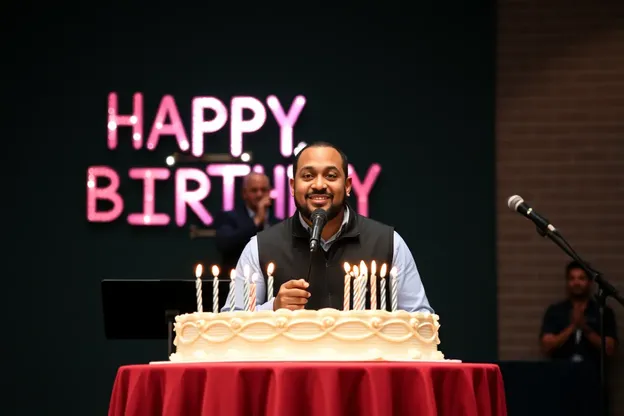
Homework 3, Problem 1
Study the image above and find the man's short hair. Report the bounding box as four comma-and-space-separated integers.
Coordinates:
565, 260, 589, 278
292, 141, 349, 177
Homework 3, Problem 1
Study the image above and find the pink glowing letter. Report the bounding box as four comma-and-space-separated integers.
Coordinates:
87, 166, 124, 222
230, 97, 267, 157
107, 92, 143, 150
191, 97, 228, 157
272, 165, 287, 219
175, 168, 212, 226
127, 168, 171, 226
206, 164, 251, 211
146, 95, 190, 152
348, 163, 382, 217
266, 95, 306, 157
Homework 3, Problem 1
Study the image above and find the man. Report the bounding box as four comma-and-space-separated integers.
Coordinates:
215, 172, 274, 273
540, 260, 618, 362
539, 261, 618, 415
223, 141, 433, 313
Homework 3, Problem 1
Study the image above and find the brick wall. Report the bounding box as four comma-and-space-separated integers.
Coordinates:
496, 0, 624, 412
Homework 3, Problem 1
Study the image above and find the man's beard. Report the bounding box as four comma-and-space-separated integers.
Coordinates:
295, 192, 345, 222
569, 288, 590, 300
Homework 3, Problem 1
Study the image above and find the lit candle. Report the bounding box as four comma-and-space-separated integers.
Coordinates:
370, 260, 377, 310
380, 263, 387, 311
352, 264, 359, 309
243, 265, 250, 312
359, 260, 368, 310
390, 266, 398, 312
267, 262, 275, 302
343, 262, 351, 311
228, 269, 236, 312
211, 265, 220, 313
195, 264, 203, 313
249, 273, 258, 311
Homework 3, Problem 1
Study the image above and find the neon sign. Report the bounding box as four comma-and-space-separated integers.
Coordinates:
87, 93, 382, 226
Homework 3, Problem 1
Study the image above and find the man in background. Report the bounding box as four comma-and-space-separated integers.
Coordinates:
215, 172, 275, 273
540, 260, 618, 415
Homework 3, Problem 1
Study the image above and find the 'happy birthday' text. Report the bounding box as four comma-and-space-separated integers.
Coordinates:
87, 93, 382, 226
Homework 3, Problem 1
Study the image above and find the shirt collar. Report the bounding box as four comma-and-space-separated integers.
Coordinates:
298, 205, 350, 244
246, 206, 255, 218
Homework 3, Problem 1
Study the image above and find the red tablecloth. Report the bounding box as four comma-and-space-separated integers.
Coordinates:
109, 361, 507, 416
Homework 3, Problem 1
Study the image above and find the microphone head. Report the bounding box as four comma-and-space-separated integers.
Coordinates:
311, 208, 328, 222
507, 195, 524, 211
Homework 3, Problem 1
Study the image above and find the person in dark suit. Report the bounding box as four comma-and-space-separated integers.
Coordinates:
215, 172, 275, 272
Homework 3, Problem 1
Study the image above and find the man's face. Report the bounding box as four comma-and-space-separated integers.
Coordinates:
290, 146, 352, 221
242, 174, 270, 211
567, 268, 591, 298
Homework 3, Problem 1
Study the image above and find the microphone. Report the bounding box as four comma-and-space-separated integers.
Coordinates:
507, 195, 558, 235
309, 209, 328, 252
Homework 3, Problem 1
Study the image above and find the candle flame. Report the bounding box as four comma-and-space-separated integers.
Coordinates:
343, 262, 350, 273
359, 260, 366, 273
230, 269, 236, 280
195, 264, 203, 278
353, 265, 359, 277
267, 262, 275, 275
243, 264, 250, 278
251, 272, 258, 283
371, 260, 377, 276
390, 266, 398, 278
211, 265, 220, 277
380, 263, 387, 278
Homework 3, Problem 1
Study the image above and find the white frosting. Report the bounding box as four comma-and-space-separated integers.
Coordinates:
170, 308, 445, 362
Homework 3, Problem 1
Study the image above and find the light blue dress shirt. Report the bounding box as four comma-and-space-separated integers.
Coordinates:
222, 207, 433, 313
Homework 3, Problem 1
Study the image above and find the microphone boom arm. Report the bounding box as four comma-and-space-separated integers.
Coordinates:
541, 228, 623, 306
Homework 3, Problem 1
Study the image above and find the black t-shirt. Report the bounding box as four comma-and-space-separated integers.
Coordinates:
540, 299, 618, 367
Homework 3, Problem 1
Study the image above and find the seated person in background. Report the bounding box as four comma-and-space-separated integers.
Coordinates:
222, 141, 433, 313
539, 260, 618, 416
215, 172, 275, 273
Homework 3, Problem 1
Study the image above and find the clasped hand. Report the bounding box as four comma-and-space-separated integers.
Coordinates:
273, 279, 311, 311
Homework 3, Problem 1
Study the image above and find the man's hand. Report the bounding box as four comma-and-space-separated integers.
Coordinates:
254, 196, 272, 226
541, 303, 588, 356
274, 279, 310, 311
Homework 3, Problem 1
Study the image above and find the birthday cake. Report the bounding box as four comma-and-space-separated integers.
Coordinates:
169, 308, 444, 362
168, 261, 446, 362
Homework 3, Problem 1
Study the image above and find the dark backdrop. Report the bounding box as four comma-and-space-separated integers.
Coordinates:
8, 4, 495, 415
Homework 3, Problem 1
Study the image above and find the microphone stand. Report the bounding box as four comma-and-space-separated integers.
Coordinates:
535, 226, 624, 416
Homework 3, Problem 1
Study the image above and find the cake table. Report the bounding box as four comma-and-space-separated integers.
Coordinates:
108, 361, 507, 416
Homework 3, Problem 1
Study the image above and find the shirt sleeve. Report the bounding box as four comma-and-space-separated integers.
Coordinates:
539, 304, 561, 337
221, 236, 275, 312
392, 231, 434, 314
